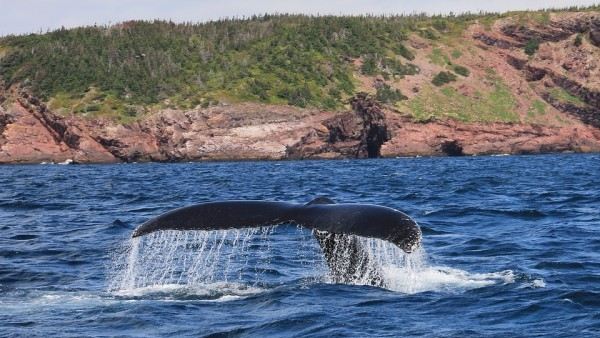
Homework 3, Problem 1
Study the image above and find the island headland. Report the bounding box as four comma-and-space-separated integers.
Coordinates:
1, 8, 600, 163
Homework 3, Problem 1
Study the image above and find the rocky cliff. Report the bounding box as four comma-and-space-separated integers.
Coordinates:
1, 88, 599, 164
1, 10, 600, 163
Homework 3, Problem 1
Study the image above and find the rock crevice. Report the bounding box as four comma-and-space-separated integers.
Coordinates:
287, 93, 391, 159
18, 92, 81, 149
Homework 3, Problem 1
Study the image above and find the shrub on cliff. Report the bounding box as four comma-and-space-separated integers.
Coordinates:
277, 85, 313, 108
394, 44, 415, 60
453, 65, 470, 77
574, 33, 583, 47
524, 38, 540, 56
381, 58, 419, 77
361, 55, 379, 75
375, 84, 407, 104
432, 71, 457, 86
361, 54, 419, 78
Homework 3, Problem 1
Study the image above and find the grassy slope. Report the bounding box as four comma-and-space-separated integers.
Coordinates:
0, 6, 598, 123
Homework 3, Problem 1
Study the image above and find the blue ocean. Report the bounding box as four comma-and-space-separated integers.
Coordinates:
1, 154, 599, 337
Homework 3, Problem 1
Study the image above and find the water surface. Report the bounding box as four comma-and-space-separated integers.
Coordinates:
1, 154, 599, 337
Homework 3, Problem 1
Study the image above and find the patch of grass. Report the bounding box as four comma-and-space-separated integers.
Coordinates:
453, 65, 470, 77
48, 92, 76, 114
486, 82, 519, 122
0, 46, 8, 60
527, 100, 547, 117
428, 48, 451, 66
404, 77, 519, 123
548, 87, 586, 106
451, 49, 462, 59
480, 16, 497, 32
533, 12, 551, 25
48, 87, 138, 121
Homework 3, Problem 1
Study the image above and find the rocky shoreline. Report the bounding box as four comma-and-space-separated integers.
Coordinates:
1, 90, 599, 165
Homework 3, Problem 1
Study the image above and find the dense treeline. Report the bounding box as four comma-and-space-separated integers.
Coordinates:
0, 6, 597, 114
0, 14, 474, 111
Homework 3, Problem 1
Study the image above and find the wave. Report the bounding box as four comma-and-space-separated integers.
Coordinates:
560, 291, 600, 306
0, 290, 115, 312
112, 282, 266, 302
422, 206, 547, 219
382, 266, 514, 294
1, 283, 266, 312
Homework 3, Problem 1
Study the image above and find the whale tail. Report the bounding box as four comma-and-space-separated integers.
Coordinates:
131, 200, 295, 238
132, 198, 420, 253
131, 198, 420, 287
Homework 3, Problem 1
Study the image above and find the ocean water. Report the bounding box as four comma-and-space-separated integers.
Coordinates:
1, 154, 599, 337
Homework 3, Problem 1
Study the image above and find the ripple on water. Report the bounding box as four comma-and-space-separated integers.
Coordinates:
560, 291, 600, 307
9, 234, 38, 240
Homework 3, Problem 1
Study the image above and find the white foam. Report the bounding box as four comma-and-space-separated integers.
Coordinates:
340, 238, 514, 294
519, 278, 546, 289
0, 291, 114, 312
1, 282, 265, 313
532, 279, 546, 288
383, 266, 514, 294
112, 281, 265, 301
58, 159, 74, 165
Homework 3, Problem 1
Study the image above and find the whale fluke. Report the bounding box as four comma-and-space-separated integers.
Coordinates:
132, 199, 421, 253
131, 199, 421, 286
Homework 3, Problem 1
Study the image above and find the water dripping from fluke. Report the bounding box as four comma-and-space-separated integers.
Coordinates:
107, 226, 514, 297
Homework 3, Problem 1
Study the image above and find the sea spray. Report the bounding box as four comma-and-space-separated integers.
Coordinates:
108, 226, 513, 295
108, 226, 328, 293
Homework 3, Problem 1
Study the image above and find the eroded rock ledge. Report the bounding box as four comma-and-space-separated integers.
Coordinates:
1, 90, 600, 164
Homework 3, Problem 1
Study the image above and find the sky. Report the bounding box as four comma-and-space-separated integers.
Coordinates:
0, 0, 598, 36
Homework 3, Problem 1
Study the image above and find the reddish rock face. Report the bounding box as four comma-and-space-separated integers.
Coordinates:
381, 114, 600, 157
0, 101, 117, 164
0, 91, 330, 163
1, 89, 600, 164
3, 59, 600, 167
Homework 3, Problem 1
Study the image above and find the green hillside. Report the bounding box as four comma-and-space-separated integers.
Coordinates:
0, 6, 598, 121
0, 14, 480, 113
